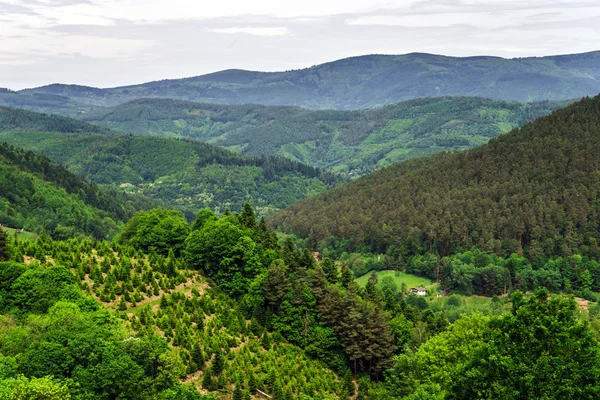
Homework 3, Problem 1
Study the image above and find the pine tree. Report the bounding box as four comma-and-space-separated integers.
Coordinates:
233, 384, 244, 400
272, 379, 284, 399
202, 368, 213, 390
1, 228, 12, 261
340, 263, 354, 289
118, 296, 127, 311
191, 343, 205, 370
262, 260, 291, 308
239, 203, 256, 230
343, 370, 355, 396
321, 257, 338, 284
165, 248, 177, 277
364, 270, 380, 303
212, 351, 225, 375
248, 373, 257, 394
261, 332, 272, 350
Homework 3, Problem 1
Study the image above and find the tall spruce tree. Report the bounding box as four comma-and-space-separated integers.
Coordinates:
0, 228, 9, 261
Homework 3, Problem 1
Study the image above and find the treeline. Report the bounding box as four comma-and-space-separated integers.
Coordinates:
391, 248, 600, 299
272, 95, 600, 259
0, 106, 108, 133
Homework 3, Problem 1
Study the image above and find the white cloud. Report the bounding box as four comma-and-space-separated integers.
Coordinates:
206, 26, 290, 36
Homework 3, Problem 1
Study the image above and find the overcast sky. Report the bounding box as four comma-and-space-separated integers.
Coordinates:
1, 0, 599, 90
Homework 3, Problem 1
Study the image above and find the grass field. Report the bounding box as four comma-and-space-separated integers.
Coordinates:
355, 270, 434, 289
1, 226, 38, 241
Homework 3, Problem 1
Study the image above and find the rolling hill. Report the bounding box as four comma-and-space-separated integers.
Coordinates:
77, 97, 569, 174
15, 51, 600, 109
0, 107, 343, 218
270, 95, 600, 259
0, 141, 142, 239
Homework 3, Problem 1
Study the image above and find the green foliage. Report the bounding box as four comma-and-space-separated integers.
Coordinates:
387, 290, 600, 399
0, 142, 139, 239
0, 375, 71, 400
118, 208, 190, 256
0, 228, 9, 261
0, 106, 107, 134
0, 130, 341, 218
71, 97, 568, 176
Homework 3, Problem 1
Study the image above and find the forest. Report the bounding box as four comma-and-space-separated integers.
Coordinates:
0, 141, 152, 239
0, 106, 343, 220
77, 97, 567, 175
1, 202, 600, 399
271, 95, 600, 259
2, 64, 600, 400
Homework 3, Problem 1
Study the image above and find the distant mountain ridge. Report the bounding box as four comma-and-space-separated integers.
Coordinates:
14, 51, 600, 109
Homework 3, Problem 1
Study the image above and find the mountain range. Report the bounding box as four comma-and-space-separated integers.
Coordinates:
3, 51, 600, 111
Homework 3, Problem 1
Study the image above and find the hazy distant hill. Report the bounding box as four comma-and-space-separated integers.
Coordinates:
16, 51, 600, 109
78, 97, 570, 174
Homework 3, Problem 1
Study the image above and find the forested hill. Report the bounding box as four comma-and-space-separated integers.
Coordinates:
17, 51, 600, 109
0, 106, 106, 133
271, 95, 600, 259
0, 126, 343, 219
77, 97, 568, 174
0, 142, 141, 239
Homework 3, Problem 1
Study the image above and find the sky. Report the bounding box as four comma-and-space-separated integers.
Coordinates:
1, 0, 599, 89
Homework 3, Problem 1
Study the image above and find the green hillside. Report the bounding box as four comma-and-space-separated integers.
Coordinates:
78, 97, 568, 174
271, 95, 600, 259
0, 105, 105, 133
0, 142, 139, 239
0, 108, 343, 218
16, 51, 600, 109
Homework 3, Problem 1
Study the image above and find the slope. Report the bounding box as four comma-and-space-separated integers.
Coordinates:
78, 97, 569, 174
0, 107, 343, 218
18, 51, 600, 109
0, 142, 138, 239
0, 105, 109, 133
270, 95, 600, 259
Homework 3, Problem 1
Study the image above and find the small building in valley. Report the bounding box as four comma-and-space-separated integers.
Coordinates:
410, 287, 427, 296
